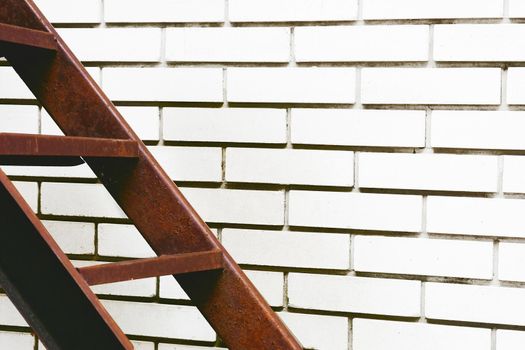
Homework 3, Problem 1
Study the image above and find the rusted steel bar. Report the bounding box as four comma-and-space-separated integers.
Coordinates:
0, 22, 56, 51
0, 133, 139, 165
0, 169, 132, 350
1, 0, 302, 348
79, 250, 223, 286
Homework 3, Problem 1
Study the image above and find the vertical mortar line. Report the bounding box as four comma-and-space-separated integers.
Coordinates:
221, 147, 227, 188
283, 271, 289, 310
33, 335, 38, 350
500, 66, 508, 111
503, 0, 510, 23
353, 68, 362, 110
347, 317, 353, 350
421, 196, 428, 239
353, 152, 359, 192
427, 24, 435, 68
419, 281, 426, 323
94, 222, 99, 256
224, 0, 231, 27
160, 26, 167, 68
356, 0, 363, 23
424, 108, 432, 152
37, 106, 42, 134
157, 107, 163, 146
491, 328, 497, 350
286, 108, 292, 149
492, 239, 500, 286
99, 0, 106, 28
289, 27, 296, 66
497, 156, 504, 197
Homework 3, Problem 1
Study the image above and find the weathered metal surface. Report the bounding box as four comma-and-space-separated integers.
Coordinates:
0, 22, 56, 51
79, 250, 223, 286
0, 133, 138, 165
0, 0, 302, 348
0, 169, 132, 350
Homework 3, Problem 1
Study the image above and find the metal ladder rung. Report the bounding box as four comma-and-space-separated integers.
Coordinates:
78, 250, 223, 286
0, 133, 139, 166
0, 23, 56, 52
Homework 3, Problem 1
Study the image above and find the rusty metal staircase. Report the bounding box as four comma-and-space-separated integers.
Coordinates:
0, 1, 301, 349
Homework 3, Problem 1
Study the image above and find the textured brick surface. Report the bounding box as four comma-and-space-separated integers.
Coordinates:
2, 0, 524, 349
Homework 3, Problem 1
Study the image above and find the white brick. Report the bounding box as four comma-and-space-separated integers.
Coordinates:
362, 68, 501, 105
103, 68, 223, 103
295, 25, 428, 62
159, 345, 221, 350
42, 220, 94, 255
105, 0, 224, 23
425, 282, 525, 326
0, 105, 38, 133
149, 146, 222, 182
131, 341, 155, 350
163, 108, 287, 144
291, 109, 425, 147
510, 0, 525, 18
353, 318, 491, 350
504, 156, 525, 193
166, 28, 289, 62
13, 181, 38, 213
117, 107, 159, 141
289, 191, 422, 232
229, 0, 357, 22
0, 67, 34, 100
227, 68, 356, 104
507, 68, 525, 104
359, 152, 498, 192
3, 163, 95, 179
427, 196, 525, 238
245, 270, 284, 307
160, 276, 189, 300
226, 148, 354, 186
58, 28, 161, 62
354, 236, 493, 279
182, 188, 284, 225
222, 229, 350, 269
498, 243, 525, 282
41, 183, 126, 218
0, 331, 34, 350
98, 224, 155, 258
432, 111, 525, 150
363, 0, 503, 19
279, 312, 348, 350
497, 330, 525, 350
434, 24, 525, 62
288, 273, 420, 317
73, 260, 156, 298
34, 0, 100, 23
102, 300, 215, 341
0, 295, 27, 327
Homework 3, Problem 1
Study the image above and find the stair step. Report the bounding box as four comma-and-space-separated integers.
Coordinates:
78, 250, 223, 286
0, 133, 139, 166
0, 23, 56, 52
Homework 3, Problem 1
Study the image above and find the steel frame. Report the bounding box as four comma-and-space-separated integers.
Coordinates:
0, 0, 301, 349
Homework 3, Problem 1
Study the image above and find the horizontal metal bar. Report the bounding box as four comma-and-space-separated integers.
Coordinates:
0, 133, 138, 165
78, 250, 223, 286
0, 22, 56, 51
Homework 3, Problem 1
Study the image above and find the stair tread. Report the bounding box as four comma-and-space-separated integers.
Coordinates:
0, 23, 56, 52
0, 133, 139, 165
78, 250, 223, 286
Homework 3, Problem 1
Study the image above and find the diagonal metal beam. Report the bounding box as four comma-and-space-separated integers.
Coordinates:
1, 1, 301, 349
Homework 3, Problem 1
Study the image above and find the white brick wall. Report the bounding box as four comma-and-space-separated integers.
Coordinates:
3, 0, 525, 349
353, 318, 491, 350
361, 68, 501, 105
227, 68, 356, 104
166, 28, 290, 62
295, 25, 428, 62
